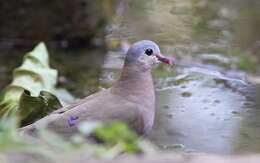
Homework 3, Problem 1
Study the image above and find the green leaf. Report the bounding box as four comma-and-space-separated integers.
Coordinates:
0, 42, 62, 122
7, 42, 57, 98
19, 90, 62, 126
94, 122, 140, 153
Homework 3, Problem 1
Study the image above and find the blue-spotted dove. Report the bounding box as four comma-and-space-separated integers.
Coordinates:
21, 40, 173, 137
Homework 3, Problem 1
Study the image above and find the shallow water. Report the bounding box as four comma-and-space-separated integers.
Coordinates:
101, 50, 260, 154
105, 0, 260, 154
150, 68, 260, 154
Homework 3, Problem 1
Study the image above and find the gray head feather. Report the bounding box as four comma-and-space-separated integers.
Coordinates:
126, 40, 161, 62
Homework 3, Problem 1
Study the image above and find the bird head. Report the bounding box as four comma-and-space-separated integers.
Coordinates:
126, 40, 173, 66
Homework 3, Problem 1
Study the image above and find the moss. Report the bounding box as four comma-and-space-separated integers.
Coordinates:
181, 92, 192, 97
166, 144, 184, 151
181, 85, 187, 88
166, 114, 173, 118
236, 55, 258, 72
231, 111, 240, 115
243, 102, 254, 108
193, 48, 228, 56
171, 78, 190, 86
163, 105, 170, 109
153, 64, 178, 79
194, 47, 260, 73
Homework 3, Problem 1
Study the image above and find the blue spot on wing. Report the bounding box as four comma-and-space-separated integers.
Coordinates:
68, 116, 79, 127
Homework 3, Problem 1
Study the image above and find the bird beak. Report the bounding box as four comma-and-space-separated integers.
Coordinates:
156, 54, 174, 65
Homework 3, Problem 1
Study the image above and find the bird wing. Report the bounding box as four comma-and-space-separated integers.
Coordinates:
20, 89, 145, 137
51, 90, 106, 114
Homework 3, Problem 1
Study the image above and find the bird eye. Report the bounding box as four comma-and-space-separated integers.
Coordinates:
145, 48, 153, 56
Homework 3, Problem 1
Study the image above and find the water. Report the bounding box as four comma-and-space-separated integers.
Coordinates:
150, 68, 260, 154
100, 50, 260, 154
103, 0, 260, 154
108, 0, 260, 74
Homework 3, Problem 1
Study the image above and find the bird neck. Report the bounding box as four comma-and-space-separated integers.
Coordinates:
111, 59, 155, 103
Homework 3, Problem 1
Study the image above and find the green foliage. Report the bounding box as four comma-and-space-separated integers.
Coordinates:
0, 117, 21, 149
78, 121, 157, 156
94, 122, 140, 153
0, 42, 63, 123
0, 116, 85, 158
5, 42, 57, 100
19, 90, 62, 125
0, 117, 157, 160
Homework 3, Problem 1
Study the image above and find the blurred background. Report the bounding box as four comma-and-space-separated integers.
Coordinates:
1, 0, 260, 155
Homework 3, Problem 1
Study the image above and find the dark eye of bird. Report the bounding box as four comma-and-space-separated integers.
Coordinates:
145, 48, 153, 56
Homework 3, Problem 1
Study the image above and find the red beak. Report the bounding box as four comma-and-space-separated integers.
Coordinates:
156, 55, 174, 65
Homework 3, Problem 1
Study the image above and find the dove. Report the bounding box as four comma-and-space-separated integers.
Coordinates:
21, 40, 173, 137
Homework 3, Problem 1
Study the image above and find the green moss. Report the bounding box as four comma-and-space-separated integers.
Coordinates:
166, 144, 184, 151
163, 105, 170, 109
236, 56, 258, 72
153, 64, 179, 79
231, 111, 240, 115
181, 85, 187, 88
194, 47, 260, 72
181, 92, 192, 97
166, 114, 173, 118
172, 78, 190, 86
193, 48, 228, 56
243, 102, 254, 108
